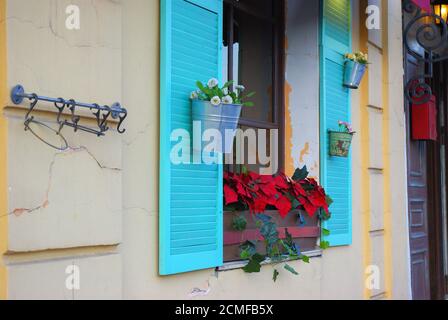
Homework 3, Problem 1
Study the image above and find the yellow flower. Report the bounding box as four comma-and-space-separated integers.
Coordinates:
345, 53, 355, 60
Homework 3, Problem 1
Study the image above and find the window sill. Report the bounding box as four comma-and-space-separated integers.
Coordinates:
216, 249, 323, 272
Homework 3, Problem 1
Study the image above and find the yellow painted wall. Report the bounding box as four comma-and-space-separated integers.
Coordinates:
381, 0, 393, 298
355, 0, 410, 299
358, 0, 373, 299
0, 0, 8, 300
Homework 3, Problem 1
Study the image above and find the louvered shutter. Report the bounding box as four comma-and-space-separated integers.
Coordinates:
320, 0, 352, 246
159, 0, 223, 275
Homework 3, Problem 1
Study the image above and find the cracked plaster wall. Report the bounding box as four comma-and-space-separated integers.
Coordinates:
3, 0, 410, 300
5, 0, 122, 299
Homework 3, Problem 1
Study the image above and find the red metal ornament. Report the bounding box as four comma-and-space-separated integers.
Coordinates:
411, 95, 437, 141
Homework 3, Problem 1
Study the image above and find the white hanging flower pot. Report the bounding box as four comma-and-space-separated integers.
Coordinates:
190, 78, 254, 154
219, 103, 242, 153
191, 100, 242, 153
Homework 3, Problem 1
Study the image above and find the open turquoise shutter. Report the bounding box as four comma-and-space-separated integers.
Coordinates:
320, 0, 352, 246
160, 0, 223, 275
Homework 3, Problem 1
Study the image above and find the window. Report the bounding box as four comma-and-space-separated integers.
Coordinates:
222, 0, 285, 175
159, 0, 352, 275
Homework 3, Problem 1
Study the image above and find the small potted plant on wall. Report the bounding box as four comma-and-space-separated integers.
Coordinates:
343, 51, 369, 89
329, 121, 355, 158
190, 78, 255, 153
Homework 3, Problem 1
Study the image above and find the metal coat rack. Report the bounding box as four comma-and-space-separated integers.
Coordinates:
10, 85, 127, 141
403, 0, 448, 104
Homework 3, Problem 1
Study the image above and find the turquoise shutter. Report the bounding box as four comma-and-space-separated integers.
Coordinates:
320, 0, 352, 246
159, 0, 223, 275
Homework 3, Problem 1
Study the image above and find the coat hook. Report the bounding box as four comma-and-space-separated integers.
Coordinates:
10, 84, 128, 138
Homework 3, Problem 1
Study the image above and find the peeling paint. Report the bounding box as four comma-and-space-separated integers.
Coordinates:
284, 81, 294, 177
299, 142, 310, 163
284, 1, 320, 179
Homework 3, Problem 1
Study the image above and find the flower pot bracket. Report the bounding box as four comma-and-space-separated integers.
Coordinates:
403, 0, 448, 105
11, 84, 128, 137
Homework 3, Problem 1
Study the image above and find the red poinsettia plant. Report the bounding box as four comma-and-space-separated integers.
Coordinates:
224, 166, 332, 221
224, 166, 333, 280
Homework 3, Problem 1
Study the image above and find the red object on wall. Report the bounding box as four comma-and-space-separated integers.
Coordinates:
412, 95, 438, 141
412, 0, 432, 13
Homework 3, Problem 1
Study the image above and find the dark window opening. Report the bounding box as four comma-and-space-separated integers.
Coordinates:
223, 0, 285, 175
222, 0, 318, 263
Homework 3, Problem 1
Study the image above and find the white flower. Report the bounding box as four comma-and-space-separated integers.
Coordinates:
190, 91, 198, 100
210, 96, 221, 106
235, 85, 245, 92
222, 95, 233, 104
222, 87, 229, 95
207, 78, 219, 89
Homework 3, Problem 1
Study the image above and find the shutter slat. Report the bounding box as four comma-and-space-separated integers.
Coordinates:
171, 237, 217, 248
171, 244, 217, 255
171, 222, 217, 232
320, 0, 352, 246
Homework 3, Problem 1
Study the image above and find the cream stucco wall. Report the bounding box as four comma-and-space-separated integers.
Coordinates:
4, 0, 123, 299
1, 0, 411, 300
284, 0, 320, 178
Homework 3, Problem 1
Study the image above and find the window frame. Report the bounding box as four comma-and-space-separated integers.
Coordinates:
221, 0, 319, 264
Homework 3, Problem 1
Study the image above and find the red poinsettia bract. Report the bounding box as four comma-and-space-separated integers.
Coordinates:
224, 168, 331, 220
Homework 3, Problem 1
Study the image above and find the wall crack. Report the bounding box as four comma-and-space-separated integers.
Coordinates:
2, 145, 121, 219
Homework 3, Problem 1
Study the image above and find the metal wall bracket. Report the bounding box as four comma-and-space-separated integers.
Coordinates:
403, 0, 448, 104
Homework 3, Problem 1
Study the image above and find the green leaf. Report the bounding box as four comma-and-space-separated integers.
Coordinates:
196, 81, 206, 92
291, 198, 300, 209
285, 228, 293, 245
243, 259, 261, 273
239, 240, 257, 260
240, 249, 251, 260
245, 91, 256, 98
292, 166, 309, 181
243, 253, 265, 273
283, 228, 298, 256
300, 255, 310, 263
284, 264, 299, 275
222, 80, 234, 88
273, 269, 279, 282
232, 215, 247, 231
260, 221, 279, 247
242, 102, 254, 107
280, 239, 298, 258
196, 80, 214, 98
253, 253, 265, 263
320, 240, 330, 250
322, 228, 331, 237
318, 209, 332, 221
